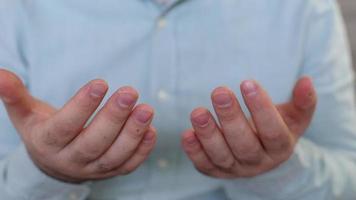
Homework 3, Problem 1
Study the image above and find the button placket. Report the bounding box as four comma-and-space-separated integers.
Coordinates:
157, 89, 171, 102
69, 192, 79, 200
149, 14, 177, 106
157, 158, 170, 169
157, 17, 167, 29
145, 12, 181, 191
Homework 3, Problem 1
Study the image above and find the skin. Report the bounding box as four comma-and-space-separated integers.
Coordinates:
182, 77, 317, 178
0, 69, 157, 182
0, 68, 317, 181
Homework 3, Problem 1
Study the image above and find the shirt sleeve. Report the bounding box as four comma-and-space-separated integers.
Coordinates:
223, 0, 356, 199
0, 2, 90, 199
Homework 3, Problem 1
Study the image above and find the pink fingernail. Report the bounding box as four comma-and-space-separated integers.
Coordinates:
143, 131, 155, 143
242, 80, 257, 96
135, 109, 153, 124
90, 83, 107, 98
116, 92, 136, 108
185, 136, 197, 145
213, 92, 232, 108
192, 111, 210, 127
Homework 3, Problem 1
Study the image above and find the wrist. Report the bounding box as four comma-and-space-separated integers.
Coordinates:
6, 144, 90, 199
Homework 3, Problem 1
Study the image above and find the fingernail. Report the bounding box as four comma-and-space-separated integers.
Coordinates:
135, 109, 153, 124
116, 92, 136, 108
192, 111, 210, 127
213, 92, 232, 108
185, 136, 197, 145
90, 83, 107, 98
242, 80, 257, 96
301, 90, 316, 109
143, 131, 155, 143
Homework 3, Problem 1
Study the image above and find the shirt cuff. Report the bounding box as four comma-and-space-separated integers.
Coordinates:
5, 144, 90, 200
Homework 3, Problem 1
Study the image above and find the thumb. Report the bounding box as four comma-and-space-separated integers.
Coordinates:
277, 76, 317, 136
0, 68, 37, 125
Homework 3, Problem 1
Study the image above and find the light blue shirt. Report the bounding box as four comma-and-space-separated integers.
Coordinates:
0, 0, 356, 199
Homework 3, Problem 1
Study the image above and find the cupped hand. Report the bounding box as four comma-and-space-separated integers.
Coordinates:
182, 77, 317, 178
0, 69, 156, 182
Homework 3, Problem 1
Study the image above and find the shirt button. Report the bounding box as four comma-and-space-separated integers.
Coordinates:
157, 89, 171, 102
69, 192, 79, 200
157, 17, 167, 29
157, 158, 169, 169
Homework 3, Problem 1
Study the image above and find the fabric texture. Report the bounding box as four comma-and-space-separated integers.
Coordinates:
0, 0, 355, 199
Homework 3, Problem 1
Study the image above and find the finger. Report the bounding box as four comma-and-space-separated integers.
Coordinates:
241, 80, 293, 156
0, 69, 38, 125
63, 86, 138, 162
44, 79, 108, 147
190, 108, 236, 169
182, 129, 219, 173
182, 130, 234, 179
101, 127, 157, 177
277, 76, 317, 136
89, 104, 154, 172
211, 87, 265, 165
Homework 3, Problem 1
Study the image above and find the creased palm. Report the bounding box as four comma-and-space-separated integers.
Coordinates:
182, 77, 317, 178
0, 69, 156, 182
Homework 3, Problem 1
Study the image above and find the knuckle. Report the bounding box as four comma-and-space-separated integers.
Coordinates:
96, 160, 117, 172
119, 166, 135, 175
274, 140, 293, 152
260, 131, 282, 142
234, 143, 254, 156
56, 162, 82, 177
127, 126, 146, 141
27, 146, 51, 164
59, 126, 76, 137
104, 109, 128, 125
215, 154, 235, 169
185, 144, 202, 155
284, 111, 303, 126
45, 122, 76, 145
76, 94, 98, 109
218, 110, 237, 122
234, 142, 262, 157
196, 125, 217, 140
43, 129, 63, 146
58, 121, 77, 133
142, 137, 156, 147
28, 139, 56, 161
196, 166, 216, 177
237, 153, 262, 165
122, 147, 137, 158
266, 135, 293, 153
71, 149, 95, 163
107, 106, 129, 123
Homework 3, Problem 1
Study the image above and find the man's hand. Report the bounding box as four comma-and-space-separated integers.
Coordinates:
0, 69, 156, 182
182, 77, 317, 178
